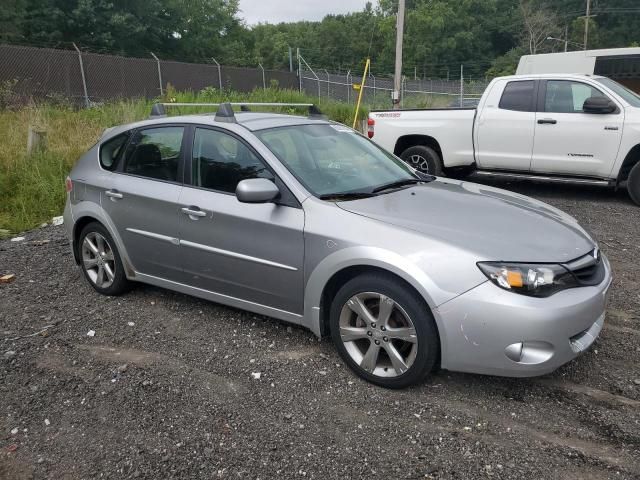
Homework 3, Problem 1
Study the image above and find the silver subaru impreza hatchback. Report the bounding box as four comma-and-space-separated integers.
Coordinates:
64, 102, 612, 388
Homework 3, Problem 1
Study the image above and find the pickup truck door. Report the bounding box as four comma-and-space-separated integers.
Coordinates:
531, 79, 623, 177
475, 79, 537, 171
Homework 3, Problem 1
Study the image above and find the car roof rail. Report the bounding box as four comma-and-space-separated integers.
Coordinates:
148, 102, 323, 121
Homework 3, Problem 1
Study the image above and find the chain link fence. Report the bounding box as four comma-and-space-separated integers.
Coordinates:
299, 55, 489, 110
0, 43, 490, 111
0, 44, 298, 105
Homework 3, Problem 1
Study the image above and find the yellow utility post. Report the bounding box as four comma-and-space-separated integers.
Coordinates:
352, 58, 371, 130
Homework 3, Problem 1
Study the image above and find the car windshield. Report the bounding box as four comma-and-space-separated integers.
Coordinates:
255, 124, 419, 198
594, 77, 640, 108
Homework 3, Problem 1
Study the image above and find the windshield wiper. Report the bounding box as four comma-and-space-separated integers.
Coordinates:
319, 191, 377, 201
371, 178, 423, 193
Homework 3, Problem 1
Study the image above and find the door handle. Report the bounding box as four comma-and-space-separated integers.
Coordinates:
181, 207, 207, 218
105, 189, 123, 199
537, 119, 557, 125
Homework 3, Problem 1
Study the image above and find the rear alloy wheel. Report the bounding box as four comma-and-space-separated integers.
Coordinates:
627, 161, 640, 206
79, 222, 131, 296
400, 145, 443, 176
330, 274, 439, 388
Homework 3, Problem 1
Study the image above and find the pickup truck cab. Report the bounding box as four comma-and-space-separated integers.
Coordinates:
368, 74, 640, 205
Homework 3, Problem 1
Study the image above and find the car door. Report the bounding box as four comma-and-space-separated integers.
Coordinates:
531, 79, 624, 177
178, 126, 305, 315
101, 125, 186, 280
475, 79, 537, 171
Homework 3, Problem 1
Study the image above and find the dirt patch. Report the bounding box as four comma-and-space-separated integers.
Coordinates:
1, 180, 639, 479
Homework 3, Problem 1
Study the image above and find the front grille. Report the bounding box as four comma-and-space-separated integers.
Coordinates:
564, 249, 605, 286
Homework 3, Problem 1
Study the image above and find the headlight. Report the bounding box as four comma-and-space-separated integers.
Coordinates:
477, 262, 578, 297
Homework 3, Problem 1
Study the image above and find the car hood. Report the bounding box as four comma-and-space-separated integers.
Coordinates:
337, 178, 595, 263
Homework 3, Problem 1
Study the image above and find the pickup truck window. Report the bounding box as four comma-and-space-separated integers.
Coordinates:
594, 77, 640, 108
544, 80, 607, 113
499, 81, 535, 112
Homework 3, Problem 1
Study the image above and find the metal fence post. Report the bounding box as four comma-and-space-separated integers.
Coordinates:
258, 62, 266, 89
150, 52, 163, 96
323, 69, 330, 99
297, 48, 302, 93
346, 70, 351, 103
298, 54, 321, 102
288, 46, 293, 72
459, 64, 464, 107
370, 73, 376, 104
212, 58, 223, 90
72, 43, 89, 107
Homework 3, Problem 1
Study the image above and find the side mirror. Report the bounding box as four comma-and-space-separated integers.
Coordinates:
583, 96, 617, 114
236, 178, 280, 204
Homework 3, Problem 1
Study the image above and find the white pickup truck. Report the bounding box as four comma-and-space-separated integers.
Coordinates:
368, 73, 640, 205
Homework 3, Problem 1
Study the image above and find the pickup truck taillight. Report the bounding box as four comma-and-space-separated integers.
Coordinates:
367, 118, 375, 138
65, 176, 73, 193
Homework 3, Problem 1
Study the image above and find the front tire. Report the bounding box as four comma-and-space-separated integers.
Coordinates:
627, 162, 640, 206
330, 273, 440, 389
400, 145, 443, 176
78, 222, 131, 296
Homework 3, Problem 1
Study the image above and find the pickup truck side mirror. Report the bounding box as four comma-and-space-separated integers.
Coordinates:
236, 178, 280, 203
583, 96, 617, 114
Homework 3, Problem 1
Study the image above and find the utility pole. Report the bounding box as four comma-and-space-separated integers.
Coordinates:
288, 46, 293, 72
581, 0, 596, 50
564, 25, 568, 52
392, 0, 405, 110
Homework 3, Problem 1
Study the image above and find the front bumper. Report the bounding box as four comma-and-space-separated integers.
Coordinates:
435, 256, 612, 377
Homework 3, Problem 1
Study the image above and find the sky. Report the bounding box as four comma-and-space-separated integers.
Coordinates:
238, 0, 371, 25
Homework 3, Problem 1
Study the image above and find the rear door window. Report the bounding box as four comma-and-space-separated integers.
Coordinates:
499, 80, 535, 112
123, 126, 184, 182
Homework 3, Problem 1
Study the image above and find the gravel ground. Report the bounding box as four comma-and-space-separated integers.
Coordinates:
1, 180, 639, 480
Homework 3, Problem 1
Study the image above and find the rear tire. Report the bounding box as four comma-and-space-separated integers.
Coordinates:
627, 162, 640, 206
78, 222, 132, 296
400, 145, 443, 176
330, 273, 440, 389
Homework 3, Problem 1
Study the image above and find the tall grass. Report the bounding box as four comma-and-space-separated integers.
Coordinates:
0, 88, 367, 234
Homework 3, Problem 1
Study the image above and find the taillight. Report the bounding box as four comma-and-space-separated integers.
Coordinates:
65, 176, 73, 193
367, 118, 375, 138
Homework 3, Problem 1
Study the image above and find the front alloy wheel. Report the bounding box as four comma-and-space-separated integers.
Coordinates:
330, 273, 439, 388
339, 292, 418, 377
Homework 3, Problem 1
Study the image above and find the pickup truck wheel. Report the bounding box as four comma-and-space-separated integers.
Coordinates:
628, 162, 640, 206
400, 146, 443, 176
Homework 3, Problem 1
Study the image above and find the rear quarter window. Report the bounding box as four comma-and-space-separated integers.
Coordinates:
100, 133, 129, 171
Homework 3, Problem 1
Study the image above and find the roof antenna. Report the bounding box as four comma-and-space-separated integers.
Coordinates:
215, 102, 236, 123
